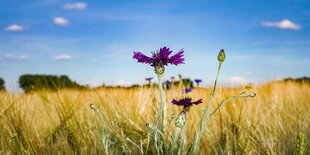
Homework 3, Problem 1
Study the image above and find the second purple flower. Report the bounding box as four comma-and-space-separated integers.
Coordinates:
172, 97, 203, 110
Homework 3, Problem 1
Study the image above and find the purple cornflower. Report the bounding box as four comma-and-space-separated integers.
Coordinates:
145, 77, 153, 81
133, 47, 185, 75
171, 97, 203, 110
165, 80, 171, 88
145, 77, 153, 86
194, 79, 202, 87
194, 79, 202, 84
183, 88, 192, 93
173, 97, 202, 128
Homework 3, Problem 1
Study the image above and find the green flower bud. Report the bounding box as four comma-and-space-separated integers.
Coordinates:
184, 106, 190, 112
250, 93, 256, 98
175, 111, 186, 128
155, 66, 165, 75
217, 49, 226, 62
90, 103, 96, 110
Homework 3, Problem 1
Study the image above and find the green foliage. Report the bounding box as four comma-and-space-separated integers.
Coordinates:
0, 77, 5, 91
295, 132, 306, 155
284, 77, 310, 85
18, 74, 84, 93
173, 78, 194, 88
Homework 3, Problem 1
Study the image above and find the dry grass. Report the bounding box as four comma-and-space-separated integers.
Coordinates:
0, 81, 309, 154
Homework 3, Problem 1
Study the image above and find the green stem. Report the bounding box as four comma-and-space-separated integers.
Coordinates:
90, 104, 110, 155
154, 74, 165, 154
169, 127, 181, 155
157, 74, 165, 135
149, 123, 166, 154
210, 92, 255, 117
212, 62, 222, 96
188, 62, 222, 155
146, 127, 151, 153
178, 124, 187, 155
127, 138, 144, 155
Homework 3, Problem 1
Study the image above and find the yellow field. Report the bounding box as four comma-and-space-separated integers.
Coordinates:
0, 81, 309, 154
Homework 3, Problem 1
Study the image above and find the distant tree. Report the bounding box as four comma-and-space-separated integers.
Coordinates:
19, 74, 84, 93
0, 77, 5, 91
182, 78, 194, 88
284, 77, 310, 85
174, 78, 194, 88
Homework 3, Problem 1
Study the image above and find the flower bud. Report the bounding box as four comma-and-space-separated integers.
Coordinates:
146, 123, 151, 128
250, 93, 256, 98
90, 103, 96, 110
175, 111, 186, 128
217, 49, 226, 62
155, 66, 165, 75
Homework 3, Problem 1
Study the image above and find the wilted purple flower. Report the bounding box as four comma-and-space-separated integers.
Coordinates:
182, 88, 192, 93
133, 47, 184, 75
171, 97, 203, 110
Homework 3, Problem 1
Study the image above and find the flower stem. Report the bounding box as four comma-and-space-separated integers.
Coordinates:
155, 73, 165, 153
90, 104, 110, 155
169, 127, 181, 155
210, 92, 256, 117
157, 74, 165, 134
178, 124, 187, 155
188, 62, 222, 155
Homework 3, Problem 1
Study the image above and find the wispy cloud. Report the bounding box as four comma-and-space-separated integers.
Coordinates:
116, 79, 132, 86
63, 2, 87, 10
5, 54, 28, 60
41, 0, 61, 5
262, 19, 301, 30
4, 24, 25, 31
53, 17, 69, 25
82, 80, 101, 88
53, 54, 77, 61
225, 76, 250, 86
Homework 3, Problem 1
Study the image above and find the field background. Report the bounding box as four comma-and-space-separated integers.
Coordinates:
0, 81, 309, 154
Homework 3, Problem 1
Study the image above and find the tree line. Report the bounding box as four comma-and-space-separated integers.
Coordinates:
5, 75, 308, 93
0, 77, 5, 91
1, 74, 195, 93
18, 74, 85, 93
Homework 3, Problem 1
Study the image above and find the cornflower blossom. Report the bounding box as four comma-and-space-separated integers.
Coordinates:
133, 46, 184, 75
145, 77, 153, 81
194, 79, 202, 85
172, 97, 203, 128
183, 88, 192, 93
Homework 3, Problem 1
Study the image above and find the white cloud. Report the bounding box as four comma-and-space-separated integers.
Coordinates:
115, 79, 132, 86
83, 80, 101, 88
53, 54, 76, 61
262, 19, 301, 30
53, 17, 69, 25
63, 2, 87, 10
5, 54, 28, 60
4, 24, 24, 31
225, 76, 249, 86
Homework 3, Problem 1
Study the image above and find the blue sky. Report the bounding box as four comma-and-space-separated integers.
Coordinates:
0, 0, 310, 90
